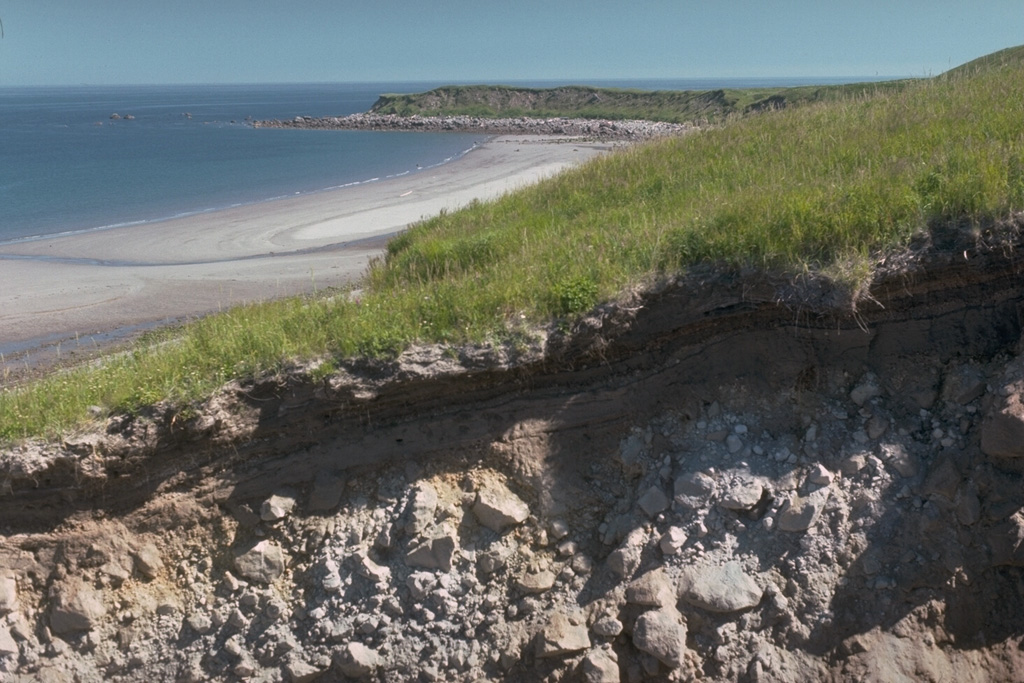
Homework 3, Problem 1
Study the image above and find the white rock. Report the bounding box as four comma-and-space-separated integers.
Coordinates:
260, 493, 297, 522
0, 626, 18, 657
0, 576, 18, 614
807, 464, 834, 486
472, 484, 530, 533
659, 527, 688, 555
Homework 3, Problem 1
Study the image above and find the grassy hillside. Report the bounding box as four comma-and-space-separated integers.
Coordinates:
369, 81, 912, 123
2, 47, 1024, 442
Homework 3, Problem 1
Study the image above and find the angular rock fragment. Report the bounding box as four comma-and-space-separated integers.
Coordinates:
406, 483, 438, 536
678, 561, 762, 613
261, 493, 297, 522
0, 576, 17, 614
850, 376, 881, 406
607, 528, 646, 579
638, 486, 669, 518
536, 612, 590, 657
0, 626, 17, 657
308, 471, 345, 512
334, 642, 380, 678
234, 540, 286, 584
49, 580, 106, 634
626, 568, 676, 608
132, 543, 164, 580
632, 606, 688, 669
776, 488, 830, 532
405, 534, 456, 572
981, 388, 1024, 460
674, 472, 717, 508
659, 527, 687, 555
582, 646, 620, 683
719, 480, 764, 511
285, 658, 327, 683
472, 484, 530, 532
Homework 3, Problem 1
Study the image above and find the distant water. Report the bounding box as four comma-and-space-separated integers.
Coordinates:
0, 77, 891, 244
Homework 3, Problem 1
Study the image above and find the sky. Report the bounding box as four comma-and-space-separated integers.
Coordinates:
0, 1, 1021, 86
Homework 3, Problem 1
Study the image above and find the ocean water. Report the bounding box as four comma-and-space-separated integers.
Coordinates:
0, 77, 887, 244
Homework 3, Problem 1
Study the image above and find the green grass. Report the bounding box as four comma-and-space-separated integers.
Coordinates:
3, 48, 1024, 442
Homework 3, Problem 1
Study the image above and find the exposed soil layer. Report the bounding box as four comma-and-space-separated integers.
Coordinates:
1, 221, 1023, 682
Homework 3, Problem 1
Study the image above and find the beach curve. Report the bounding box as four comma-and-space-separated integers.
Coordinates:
0, 135, 613, 372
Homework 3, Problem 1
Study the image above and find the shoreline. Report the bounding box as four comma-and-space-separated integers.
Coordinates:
0, 135, 615, 379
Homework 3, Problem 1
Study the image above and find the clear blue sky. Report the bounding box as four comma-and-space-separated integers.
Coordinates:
1, 1, 1021, 86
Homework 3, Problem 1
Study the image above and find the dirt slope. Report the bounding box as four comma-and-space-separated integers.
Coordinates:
1, 221, 1023, 682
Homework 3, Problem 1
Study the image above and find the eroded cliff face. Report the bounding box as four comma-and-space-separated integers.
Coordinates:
1, 222, 1023, 682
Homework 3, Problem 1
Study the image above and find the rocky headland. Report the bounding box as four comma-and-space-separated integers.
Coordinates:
1, 220, 1023, 681
252, 114, 693, 141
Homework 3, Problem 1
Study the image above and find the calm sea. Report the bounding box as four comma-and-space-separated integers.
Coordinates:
0, 77, 886, 244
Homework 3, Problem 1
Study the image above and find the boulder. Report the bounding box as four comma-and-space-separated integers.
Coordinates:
678, 561, 763, 613
472, 484, 530, 532
234, 540, 286, 584
632, 606, 688, 669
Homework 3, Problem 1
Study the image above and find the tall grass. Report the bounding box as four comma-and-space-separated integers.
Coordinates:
2, 63, 1024, 442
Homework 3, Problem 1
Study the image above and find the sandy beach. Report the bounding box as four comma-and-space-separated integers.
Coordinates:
0, 135, 613, 369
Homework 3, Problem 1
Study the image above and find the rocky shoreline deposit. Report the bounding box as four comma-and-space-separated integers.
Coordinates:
1, 222, 1023, 681
252, 114, 693, 141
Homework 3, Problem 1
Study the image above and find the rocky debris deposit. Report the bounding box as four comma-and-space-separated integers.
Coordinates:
0, 223, 1023, 681
252, 113, 693, 141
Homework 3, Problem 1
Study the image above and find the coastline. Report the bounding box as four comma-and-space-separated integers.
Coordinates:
0, 135, 614, 377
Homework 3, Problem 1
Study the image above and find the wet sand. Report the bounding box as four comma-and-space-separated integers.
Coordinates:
0, 136, 612, 372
